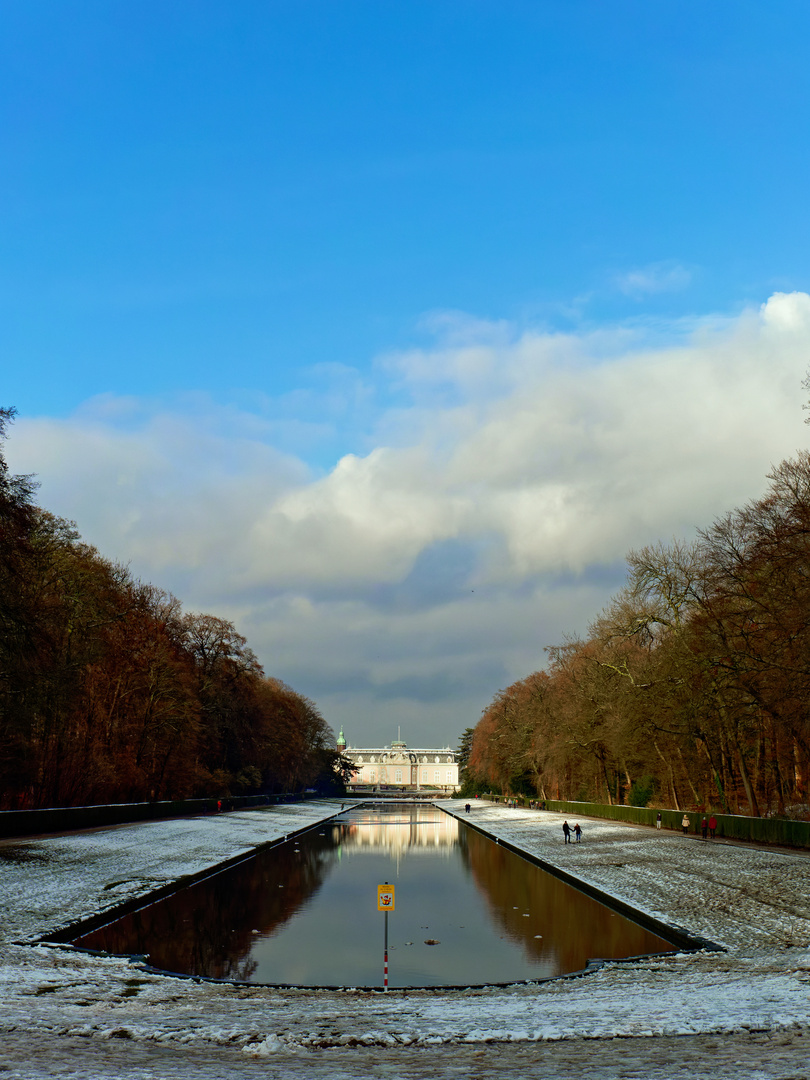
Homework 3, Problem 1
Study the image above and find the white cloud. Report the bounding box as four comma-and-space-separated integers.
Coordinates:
615, 260, 692, 297
6, 294, 810, 746
760, 290, 810, 332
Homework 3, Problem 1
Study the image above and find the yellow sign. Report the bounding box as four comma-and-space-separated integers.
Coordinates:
377, 884, 395, 911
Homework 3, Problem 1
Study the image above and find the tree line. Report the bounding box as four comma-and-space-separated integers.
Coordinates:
0, 407, 347, 809
463, 451, 810, 818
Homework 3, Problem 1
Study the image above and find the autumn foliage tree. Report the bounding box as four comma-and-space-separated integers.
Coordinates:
466, 453, 810, 818
0, 408, 342, 809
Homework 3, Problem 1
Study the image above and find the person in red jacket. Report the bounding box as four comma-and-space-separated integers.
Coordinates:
708, 814, 718, 839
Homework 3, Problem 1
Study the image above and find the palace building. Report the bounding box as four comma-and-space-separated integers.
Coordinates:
337, 731, 459, 794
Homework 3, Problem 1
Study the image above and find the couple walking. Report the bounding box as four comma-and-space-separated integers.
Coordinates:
562, 820, 581, 843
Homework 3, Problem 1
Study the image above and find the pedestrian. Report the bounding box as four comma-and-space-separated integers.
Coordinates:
465, 803, 471, 814
574, 823, 582, 843
681, 813, 690, 835
701, 817, 708, 840
708, 814, 717, 839
562, 820, 571, 844
656, 812, 662, 830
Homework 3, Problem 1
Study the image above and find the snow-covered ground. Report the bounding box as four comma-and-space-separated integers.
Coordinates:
1, 799, 809, 1078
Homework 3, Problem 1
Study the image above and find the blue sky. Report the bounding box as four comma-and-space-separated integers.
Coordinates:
3, 1, 810, 748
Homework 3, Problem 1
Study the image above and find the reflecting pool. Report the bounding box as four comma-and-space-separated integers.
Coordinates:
73, 804, 673, 987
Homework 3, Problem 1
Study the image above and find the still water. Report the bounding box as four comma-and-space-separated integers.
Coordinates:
74, 804, 673, 987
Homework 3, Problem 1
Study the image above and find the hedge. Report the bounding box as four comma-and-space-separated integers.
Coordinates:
537, 799, 810, 848
0, 793, 317, 840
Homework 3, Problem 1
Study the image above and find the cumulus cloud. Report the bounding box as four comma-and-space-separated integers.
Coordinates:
6, 293, 810, 745
760, 290, 810, 332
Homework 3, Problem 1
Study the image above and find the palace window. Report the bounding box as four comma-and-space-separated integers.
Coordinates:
395, 769, 402, 783
434, 770, 440, 783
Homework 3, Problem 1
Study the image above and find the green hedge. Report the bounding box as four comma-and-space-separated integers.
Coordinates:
0, 793, 317, 840
533, 799, 810, 848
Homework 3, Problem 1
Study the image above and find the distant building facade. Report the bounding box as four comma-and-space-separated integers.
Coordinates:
337, 731, 458, 793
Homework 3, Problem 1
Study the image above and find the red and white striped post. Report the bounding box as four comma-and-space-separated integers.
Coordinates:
384, 916, 389, 991
377, 882, 395, 992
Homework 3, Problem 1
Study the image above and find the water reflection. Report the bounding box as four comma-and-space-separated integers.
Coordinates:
74, 805, 673, 987
458, 828, 665, 974
340, 806, 459, 856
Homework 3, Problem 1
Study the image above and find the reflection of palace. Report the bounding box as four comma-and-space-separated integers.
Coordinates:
338, 732, 459, 794
343, 810, 459, 853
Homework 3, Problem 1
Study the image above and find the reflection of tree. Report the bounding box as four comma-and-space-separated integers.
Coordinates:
75, 829, 342, 979
458, 827, 670, 975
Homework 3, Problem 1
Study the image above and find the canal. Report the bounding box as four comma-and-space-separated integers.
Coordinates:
73, 804, 674, 988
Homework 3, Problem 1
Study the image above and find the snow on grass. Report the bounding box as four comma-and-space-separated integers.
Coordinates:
1, 797, 809, 1060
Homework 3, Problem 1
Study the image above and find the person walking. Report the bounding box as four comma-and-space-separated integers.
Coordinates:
574, 823, 582, 843
701, 817, 708, 839
708, 814, 717, 839
656, 812, 662, 830
562, 820, 571, 844
681, 813, 690, 835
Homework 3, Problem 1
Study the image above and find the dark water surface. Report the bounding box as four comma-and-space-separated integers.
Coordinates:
74, 804, 673, 987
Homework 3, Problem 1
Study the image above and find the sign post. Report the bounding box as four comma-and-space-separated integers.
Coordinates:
377, 882, 395, 991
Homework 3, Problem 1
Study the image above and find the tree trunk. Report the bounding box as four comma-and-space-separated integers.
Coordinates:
736, 744, 761, 817
654, 740, 680, 811
795, 737, 806, 800
676, 746, 701, 805
697, 737, 729, 813
771, 727, 786, 816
